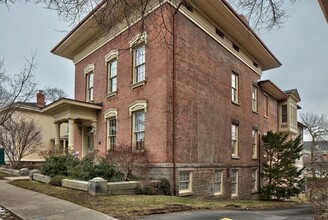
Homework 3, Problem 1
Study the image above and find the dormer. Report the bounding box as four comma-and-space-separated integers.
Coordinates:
279, 89, 301, 134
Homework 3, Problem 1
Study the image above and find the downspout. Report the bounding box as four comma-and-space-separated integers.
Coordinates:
172, 2, 182, 196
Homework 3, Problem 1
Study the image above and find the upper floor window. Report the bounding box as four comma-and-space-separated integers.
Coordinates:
264, 95, 269, 117
231, 72, 239, 103
134, 44, 145, 83
282, 104, 288, 123
108, 59, 117, 93
86, 72, 94, 102
232, 123, 239, 157
252, 86, 258, 112
252, 129, 258, 159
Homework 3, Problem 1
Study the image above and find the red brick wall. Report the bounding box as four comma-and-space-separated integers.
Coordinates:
74, 5, 174, 162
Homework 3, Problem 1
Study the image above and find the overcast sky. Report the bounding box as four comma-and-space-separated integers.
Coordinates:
0, 1, 327, 116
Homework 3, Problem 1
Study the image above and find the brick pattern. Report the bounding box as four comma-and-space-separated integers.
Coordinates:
71, 4, 281, 198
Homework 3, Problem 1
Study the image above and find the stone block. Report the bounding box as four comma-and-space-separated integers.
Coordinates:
33, 173, 50, 184
29, 169, 40, 180
88, 177, 108, 196
19, 168, 29, 176
62, 179, 88, 191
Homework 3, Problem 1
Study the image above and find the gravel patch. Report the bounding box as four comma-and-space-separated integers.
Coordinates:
0, 206, 21, 220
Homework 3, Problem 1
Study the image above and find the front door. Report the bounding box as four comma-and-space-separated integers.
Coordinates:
87, 126, 94, 151
0, 148, 5, 165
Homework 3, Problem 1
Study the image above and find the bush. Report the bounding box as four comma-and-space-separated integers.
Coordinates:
49, 175, 66, 186
68, 155, 122, 181
137, 179, 171, 195
40, 154, 79, 177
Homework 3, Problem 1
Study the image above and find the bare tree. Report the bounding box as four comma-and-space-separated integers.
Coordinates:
105, 141, 150, 180
300, 112, 328, 178
0, 54, 37, 126
0, 115, 43, 168
1, 0, 298, 32
43, 86, 68, 103
225, 0, 298, 31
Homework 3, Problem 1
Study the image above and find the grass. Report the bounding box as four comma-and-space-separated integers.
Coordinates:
0, 172, 15, 180
9, 180, 308, 220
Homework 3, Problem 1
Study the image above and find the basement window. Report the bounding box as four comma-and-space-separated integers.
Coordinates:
232, 43, 240, 52
215, 28, 224, 39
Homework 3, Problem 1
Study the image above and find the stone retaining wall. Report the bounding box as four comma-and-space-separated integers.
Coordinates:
61, 179, 88, 191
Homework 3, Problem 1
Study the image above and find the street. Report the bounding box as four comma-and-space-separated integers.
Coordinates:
140, 205, 314, 220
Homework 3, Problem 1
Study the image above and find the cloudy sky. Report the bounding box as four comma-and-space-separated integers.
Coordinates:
0, 1, 327, 116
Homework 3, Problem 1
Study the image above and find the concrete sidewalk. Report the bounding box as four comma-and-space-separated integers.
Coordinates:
0, 180, 117, 220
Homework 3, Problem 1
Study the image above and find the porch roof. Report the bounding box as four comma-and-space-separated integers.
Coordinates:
41, 98, 102, 123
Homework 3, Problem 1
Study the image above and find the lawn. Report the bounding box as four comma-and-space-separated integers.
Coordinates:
9, 180, 308, 220
0, 172, 15, 180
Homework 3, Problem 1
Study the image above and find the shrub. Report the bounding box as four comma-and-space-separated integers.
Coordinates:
40, 154, 79, 177
49, 175, 66, 186
137, 179, 171, 195
68, 154, 122, 181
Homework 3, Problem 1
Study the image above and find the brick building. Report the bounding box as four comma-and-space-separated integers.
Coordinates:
42, 0, 302, 198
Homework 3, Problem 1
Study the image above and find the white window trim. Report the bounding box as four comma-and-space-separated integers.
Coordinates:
231, 170, 239, 197
252, 129, 258, 159
104, 49, 118, 63
214, 170, 223, 195
104, 108, 118, 120
107, 59, 118, 95
252, 86, 258, 112
85, 71, 94, 102
232, 72, 239, 103
252, 169, 258, 192
106, 117, 116, 151
84, 64, 94, 75
129, 100, 147, 116
232, 123, 239, 158
178, 169, 193, 196
129, 32, 147, 49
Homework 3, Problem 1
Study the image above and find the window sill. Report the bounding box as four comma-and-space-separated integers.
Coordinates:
264, 116, 268, 119
106, 91, 117, 98
252, 157, 258, 160
252, 110, 258, 114
231, 101, 240, 106
252, 190, 258, 194
179, 191, 193, 197
231, 194, 238, 198
214, 192, 223, 196
232, 156, 240, 160
130, 80, 146, 89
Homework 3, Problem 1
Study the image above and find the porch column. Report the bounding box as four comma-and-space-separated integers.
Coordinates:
68, 119, 75, 152
54, 123, 60, 149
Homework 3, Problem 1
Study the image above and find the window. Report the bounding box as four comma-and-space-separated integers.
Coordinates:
252, 169, 258, 192
231, 170, 238, 196
86, 71, 94, 102
129, 100, 147, 150
252, 86, 258, 112
179, 171, 192, 194
231, 72, 238, 103
107, 117, 116, 150
108, 59, 117, 93
232, 123, 239, 157
282, 104, 288, 123
86, 126, 94, 150
215, 28, 224, 38
232, 43, 239, 52
291, 103, 297, 127
214, 171, 223, 194
264, 95, 269, 117
134, 111, 145, 150
134, 44, 145, 83
252, 129, 258, 159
